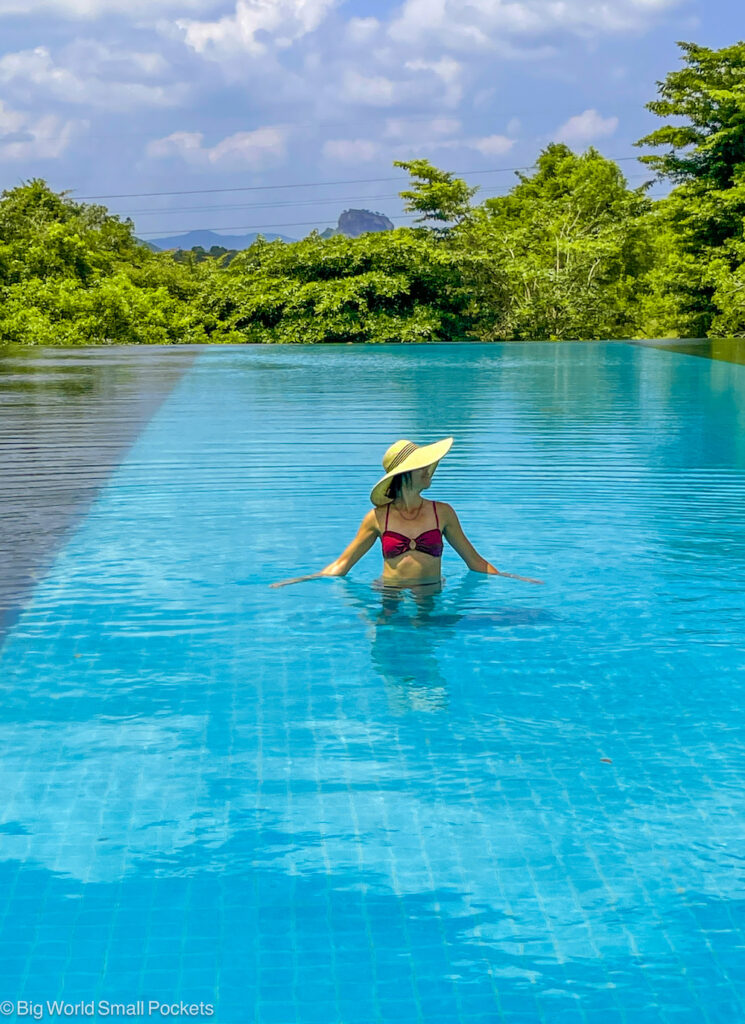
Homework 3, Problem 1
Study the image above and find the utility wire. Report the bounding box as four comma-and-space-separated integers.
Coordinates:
76, 170, 528, 201
124, 172, 657, 218
74, 155, 645, 202
118, 171, 659, 232
136, 186, 668, 238
119, 185, 516, 218
132, 174, 666, 237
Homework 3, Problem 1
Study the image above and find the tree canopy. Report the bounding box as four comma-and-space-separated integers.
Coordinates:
393, 159, 478, 230
635, 39, 745, 335
2, 39, 745, 345
0, 179, 210, 345
198, 229, 475, 344
455, 145, 654, 340
637, 40, 745, 192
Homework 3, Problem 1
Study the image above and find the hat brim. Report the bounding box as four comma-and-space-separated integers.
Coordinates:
370, 436, 453, 506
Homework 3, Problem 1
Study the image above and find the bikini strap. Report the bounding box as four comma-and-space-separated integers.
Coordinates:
385, 503, 390, 530
433, 501, 439, 528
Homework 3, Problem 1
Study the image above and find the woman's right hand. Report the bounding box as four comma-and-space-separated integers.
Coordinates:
270, 511, 379, 589
269, 572, 325, 588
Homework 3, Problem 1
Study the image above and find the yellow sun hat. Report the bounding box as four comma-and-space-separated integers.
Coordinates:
370, 436, 454, 507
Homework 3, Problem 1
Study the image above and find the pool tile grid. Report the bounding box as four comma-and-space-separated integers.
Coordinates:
411, 741, 528, 1024
3, 344, 745, 1023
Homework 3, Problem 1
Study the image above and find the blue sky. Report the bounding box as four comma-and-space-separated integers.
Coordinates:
0, 0, 741, 240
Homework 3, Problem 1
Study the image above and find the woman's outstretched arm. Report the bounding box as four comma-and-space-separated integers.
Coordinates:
270, 510, 379, 588
439, 503, 544, 584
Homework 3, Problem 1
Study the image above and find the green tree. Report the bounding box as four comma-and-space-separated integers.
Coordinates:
0, 180, 211, 345
637, 41, 745, 193
635, 40, 745, 335
199, 229, 474, 344
455, 144, 654, 340
393, 159, 478, 231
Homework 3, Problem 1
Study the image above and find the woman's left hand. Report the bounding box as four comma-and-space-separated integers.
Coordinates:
498, 572, 545, 584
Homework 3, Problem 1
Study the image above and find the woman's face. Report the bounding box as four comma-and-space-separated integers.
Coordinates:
411, 462, 439, 490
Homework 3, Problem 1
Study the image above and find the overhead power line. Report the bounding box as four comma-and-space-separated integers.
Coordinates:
119, 185, 517, 218
136, 185, 667, 238
125, 172, 656, 218
76, 169, 527, 201
74, 156, 645, 202
109, 169, 659, 230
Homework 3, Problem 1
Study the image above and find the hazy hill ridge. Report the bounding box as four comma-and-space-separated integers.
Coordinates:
146, 229, 294, 251
147, 209, 395, 251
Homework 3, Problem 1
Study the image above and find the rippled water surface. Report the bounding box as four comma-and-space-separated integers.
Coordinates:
1, 341, 745, 1023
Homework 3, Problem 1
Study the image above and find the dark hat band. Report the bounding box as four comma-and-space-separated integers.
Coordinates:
385, 442, 418, 473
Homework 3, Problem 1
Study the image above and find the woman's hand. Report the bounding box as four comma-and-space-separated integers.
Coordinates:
496, 571, 544, 585
440, 504, 543, 581
270, 570, 341, 588
269, 573, 324, 588
269, 510, 379, 589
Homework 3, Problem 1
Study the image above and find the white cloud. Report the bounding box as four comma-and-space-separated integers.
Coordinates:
388, 0, 686, 49
554, 108, 618, 143
147, 125, 288, 168
427, 133, 515, 157
404, 57, 462, 106
0, 0, 217, 15
390, 0, 493, 49
468, 133, 515, 156
383, 116, 461, 141
341, 70, 397, 107
0, 99, 82, 160
322, 138, 380, 163
176, 0, 337, 56
321, 123, 514, 167
345, 17, 380, 43
0, 45, 185, 111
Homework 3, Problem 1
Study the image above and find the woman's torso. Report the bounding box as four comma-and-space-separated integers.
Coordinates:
375, 499, 444, 584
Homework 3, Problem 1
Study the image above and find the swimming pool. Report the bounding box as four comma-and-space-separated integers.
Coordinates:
1, 341, 744, 1023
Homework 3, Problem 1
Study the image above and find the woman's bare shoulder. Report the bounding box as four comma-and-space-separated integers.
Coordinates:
367, 506, 384, 533
434, 501, 461, 534
434, 500, 457, 519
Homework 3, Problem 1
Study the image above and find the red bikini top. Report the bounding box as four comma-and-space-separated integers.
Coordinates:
381, 501, 444, 559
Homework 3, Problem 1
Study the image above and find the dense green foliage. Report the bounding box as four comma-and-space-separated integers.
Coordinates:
0, 180, 210, 345
171, 244, 239, 266
394, 159, 478, 230
198, 229, 474, 343
454, 145, 654, 340
1, 38, 743, 344
635, 40, 745, 336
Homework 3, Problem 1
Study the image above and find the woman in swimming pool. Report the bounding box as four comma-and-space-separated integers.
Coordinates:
271, 436, 543, 588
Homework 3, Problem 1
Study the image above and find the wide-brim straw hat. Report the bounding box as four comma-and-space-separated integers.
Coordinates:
370, 436, 453, 507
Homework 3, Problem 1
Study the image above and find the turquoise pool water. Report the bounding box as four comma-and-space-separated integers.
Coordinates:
1, 341, 745, 1023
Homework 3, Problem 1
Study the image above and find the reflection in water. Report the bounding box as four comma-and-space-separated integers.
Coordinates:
340, 576, 558, 715
0, 344, 199, 641
631, 336, 745, 366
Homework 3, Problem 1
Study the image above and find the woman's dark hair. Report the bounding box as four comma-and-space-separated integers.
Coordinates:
386, 471, 411, 502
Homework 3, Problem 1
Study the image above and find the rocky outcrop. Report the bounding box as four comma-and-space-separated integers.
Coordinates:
336, 209, 394, 237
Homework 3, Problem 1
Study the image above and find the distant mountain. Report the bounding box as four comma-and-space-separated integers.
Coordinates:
144, 210, 393, 253
321, 209, 396, 238
146, 229, 295, 251
337, 209, 394, 237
